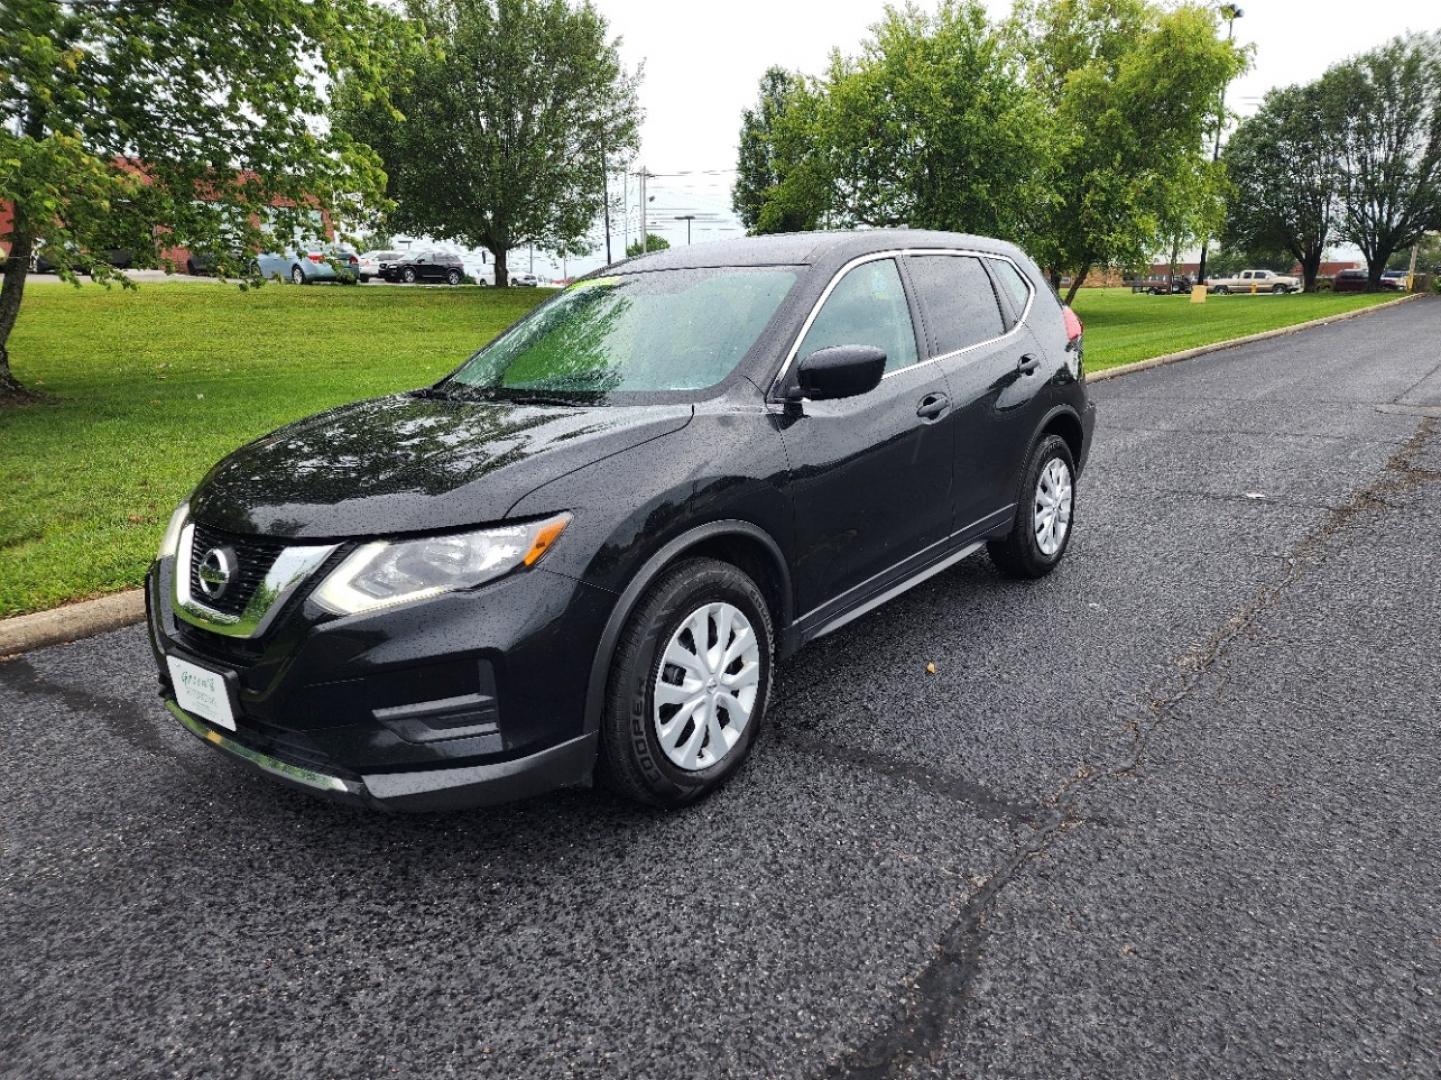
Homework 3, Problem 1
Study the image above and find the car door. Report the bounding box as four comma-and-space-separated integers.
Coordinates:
775, 256, 956, 628
904, 253, 1042, 537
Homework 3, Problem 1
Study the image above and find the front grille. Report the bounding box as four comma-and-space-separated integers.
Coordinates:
188, 523, 288, 618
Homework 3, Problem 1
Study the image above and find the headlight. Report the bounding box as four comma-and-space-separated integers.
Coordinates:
157, 502, 189, 561
312, 513, 571, 616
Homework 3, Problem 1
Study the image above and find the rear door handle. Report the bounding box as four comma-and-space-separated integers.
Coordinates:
916, 392, 950, 421
1017, 353, 1041, 375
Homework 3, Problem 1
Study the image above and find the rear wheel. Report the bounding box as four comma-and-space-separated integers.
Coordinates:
599, 558, 773, 807
290, 265, 305, 285
1213, 284, 1228, 294
446, 269, 462, 286
402, 267, 417, 284
987, 434, 1076, 580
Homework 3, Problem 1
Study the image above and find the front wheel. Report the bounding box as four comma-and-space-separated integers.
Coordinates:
402, 267, 417, 284
599, 558, 774, 807
988, 434, 1076, 579
446, 269, 462, 286
1272, 284, 1287, 294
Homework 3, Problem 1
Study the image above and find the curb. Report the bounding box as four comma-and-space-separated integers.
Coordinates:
1, 589, 146, 658
0, 291, 1428, 657
1086, 292, 1423, 382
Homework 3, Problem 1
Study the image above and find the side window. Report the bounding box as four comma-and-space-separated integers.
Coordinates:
797, 259, 918, 374
989, 259, 1033, 325
906, 255, 1006, 357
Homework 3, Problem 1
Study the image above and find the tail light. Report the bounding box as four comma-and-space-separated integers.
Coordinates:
307, 252, 324, 262
1062, 305, 1083, 348
348, 254, 359, 265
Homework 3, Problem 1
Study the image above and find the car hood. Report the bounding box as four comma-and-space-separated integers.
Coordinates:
189, 393, 694, 539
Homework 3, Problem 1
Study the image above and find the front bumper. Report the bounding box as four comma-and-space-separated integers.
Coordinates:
167, 700, 598, 811
147, 545, 615, 811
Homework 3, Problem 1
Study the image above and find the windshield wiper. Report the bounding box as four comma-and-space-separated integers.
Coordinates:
501, 392, 586, 407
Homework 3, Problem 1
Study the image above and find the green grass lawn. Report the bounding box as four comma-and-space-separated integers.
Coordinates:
0, 280, 1405, 617
0, 282, 545, 618
1071, 286, 1398, 371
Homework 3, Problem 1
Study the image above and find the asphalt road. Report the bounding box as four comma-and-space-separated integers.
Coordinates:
4, 298, 1439, 1079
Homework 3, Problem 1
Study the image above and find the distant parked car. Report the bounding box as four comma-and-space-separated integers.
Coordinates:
1130, 274, 1193, 295
381, 251, 465, 285
509, 271, 540, 287
357, 249, 405, 283
1206, 268, 1299, 294
32, 244, 133, 274
254, 247, 360, 285
1333, 269, 1370, 293
1380, 270, 1408, 291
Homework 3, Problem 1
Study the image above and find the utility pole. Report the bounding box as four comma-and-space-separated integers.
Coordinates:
600, 151, 612, 265
1196, 5, 1244, 288
675, 215, 696, 245
632, 166, 655, 253
620, 167, 629, 257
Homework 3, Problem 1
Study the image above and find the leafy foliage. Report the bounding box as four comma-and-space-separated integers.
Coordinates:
1326, 33, 1441, 285
625, 234, 669, 257
757, 2, 1056, 242
732, 67, 816, 234
333, 0, 641, 286
1223, 81, 1347, 291
0, 0, 402, 396
1010, 0, 1247, 301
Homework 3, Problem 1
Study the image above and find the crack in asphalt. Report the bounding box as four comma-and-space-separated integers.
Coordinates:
825, 415, 1440, 1080
770, 727, 1055, 827
0, 656, 190, 766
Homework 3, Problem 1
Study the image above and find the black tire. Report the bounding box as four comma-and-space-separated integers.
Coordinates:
987, 434, 1077, 580
1147, 287, 1157, 295
1213, 284, 1228, 294
598, 557, 774, 808
402, 267, 417, 284
1272, 284, 1286, 294
290, 265, 305, 285
360, 275, 370, 284
446, 269, 462, 286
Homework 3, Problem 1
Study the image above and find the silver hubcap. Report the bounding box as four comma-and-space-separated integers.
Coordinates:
653, 602, 761, 771
1034, 458, 1073, 556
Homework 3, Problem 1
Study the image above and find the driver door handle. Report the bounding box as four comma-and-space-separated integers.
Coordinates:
1017, 353, 1041, 375
916, 392, 950, 421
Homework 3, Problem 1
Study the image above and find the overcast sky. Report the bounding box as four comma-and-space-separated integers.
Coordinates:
555, 0, 1437, 270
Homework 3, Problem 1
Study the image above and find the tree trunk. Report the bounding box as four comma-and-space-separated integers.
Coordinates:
1365, 252, 1388, 291
0, 225, 36, 401
493, 246, 509, 288
1047, 267, 1062, 293
1300, 250, 1323, 293
1063, 265, 1091, 306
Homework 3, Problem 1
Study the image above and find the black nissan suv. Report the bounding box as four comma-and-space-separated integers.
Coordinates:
147, 230, 1095, 811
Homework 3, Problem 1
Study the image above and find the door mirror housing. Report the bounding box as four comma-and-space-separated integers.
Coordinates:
791, 345, 887, 402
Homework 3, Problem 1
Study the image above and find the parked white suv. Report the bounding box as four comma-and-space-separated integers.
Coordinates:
1207, 268, 1300, 294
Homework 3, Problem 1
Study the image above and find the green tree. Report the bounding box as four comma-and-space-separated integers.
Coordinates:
334, 0, 641, 287
732, 67, 812, 233
1327, 34, 1441, 288
0, 0, 398, 400
625, 234, 669, 257
767, 2, 1055, 243
1010, 0, 1247, 302
1223, 80, 1347, 292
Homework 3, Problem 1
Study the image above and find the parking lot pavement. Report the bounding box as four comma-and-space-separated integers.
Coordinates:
3, 299, 1439, 1079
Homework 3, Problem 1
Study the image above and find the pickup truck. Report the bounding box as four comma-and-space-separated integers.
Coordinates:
1206, 269, 1300, 294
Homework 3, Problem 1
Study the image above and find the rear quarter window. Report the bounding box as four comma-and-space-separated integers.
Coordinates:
989, 259, 1033, 324
905, 255, 1006, 357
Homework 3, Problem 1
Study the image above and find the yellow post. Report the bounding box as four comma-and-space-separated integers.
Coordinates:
1191, 284, 1208, 303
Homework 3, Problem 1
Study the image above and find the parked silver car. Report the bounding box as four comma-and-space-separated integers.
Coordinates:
254, 247, 360, 285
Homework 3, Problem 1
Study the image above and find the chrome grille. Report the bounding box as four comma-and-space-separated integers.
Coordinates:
187, 524, 288, 618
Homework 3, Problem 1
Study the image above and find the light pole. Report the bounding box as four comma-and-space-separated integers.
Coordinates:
674, 215, 696, 245
1197, 4, 1243, 287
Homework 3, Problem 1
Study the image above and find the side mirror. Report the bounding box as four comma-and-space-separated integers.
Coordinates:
791, 345, 886, 403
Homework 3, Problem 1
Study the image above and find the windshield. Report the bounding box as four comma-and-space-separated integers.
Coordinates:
446, 266, 798, 401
